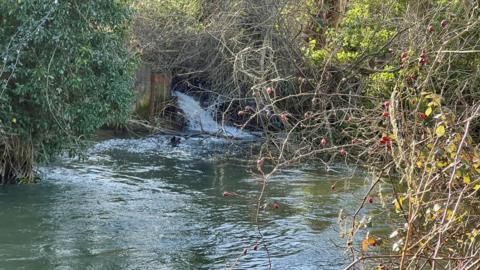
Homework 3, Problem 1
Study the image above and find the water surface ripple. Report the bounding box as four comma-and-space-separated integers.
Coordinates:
0, 136, 368, 269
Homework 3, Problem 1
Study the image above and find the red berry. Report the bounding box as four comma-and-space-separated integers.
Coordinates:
406, 75, 418, 84
256, 158, 264, 167
238, 110, 245, 117
441, 20, 449, 29
223, 191, 232, 197
418, 112, 426, 120
400, 51, 408, 61
351, 139, 357, 144
266, 87, 273, 95
383, 101, 390, 108
321, 138, 328, 146
427, 25, 435, 33
419, 58, 427, 66
419, 52, 428, 66
382, 111, 390, 118
339, 148, 347, 156
273, 202, 280, 209
368, 196, 374, 204
280, 113, 288, 122
380, 136, 391, 145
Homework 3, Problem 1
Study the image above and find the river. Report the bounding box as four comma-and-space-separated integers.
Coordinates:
0, 135, 375, 269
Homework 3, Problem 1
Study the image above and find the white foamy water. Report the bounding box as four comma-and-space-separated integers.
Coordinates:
174, 91, 251, 138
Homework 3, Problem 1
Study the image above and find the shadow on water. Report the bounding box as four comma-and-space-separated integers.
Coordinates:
0, 135, 376, 270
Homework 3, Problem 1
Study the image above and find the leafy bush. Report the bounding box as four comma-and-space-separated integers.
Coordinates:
317, 1, 480, 268
243, 0, 480, 268
0, 0, 136, 183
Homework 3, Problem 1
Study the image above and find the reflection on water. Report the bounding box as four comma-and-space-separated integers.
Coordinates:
0, 136, 369, 270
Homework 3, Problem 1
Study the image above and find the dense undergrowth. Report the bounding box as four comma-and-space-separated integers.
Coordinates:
135, 0, 480, 268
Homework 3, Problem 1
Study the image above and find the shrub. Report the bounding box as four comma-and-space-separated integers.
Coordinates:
0, 0, 136, 183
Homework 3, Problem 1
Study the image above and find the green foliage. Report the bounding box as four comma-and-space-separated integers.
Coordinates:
134, 0, 204, 34
302, 0, 400, 71
302, 39, 328, 65
330, 0, 399, 55
367, 66, 397, 97
0, 0, 136, 167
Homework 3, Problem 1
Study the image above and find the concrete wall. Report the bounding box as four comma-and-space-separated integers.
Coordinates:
133, 64, 171, 121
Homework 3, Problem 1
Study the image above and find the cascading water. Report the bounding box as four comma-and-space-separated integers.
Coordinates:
174, 91, 251, 138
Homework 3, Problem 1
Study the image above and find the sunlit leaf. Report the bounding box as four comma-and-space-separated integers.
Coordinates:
447, 210, 454, 221
425, 93, 442, 106
425, 106, 433, 116
394, 196, 404, 212
446, 143, 457, 154
474, 162, 480, 173
463, 175, 471, 184
436, 161, 447, 168
454, 134, 462, 143
436, 125, 445, 137
361, 239, 369, 251
361, 238, 377, 251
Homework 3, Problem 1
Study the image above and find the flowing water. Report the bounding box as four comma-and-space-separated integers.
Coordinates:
0, 94, 376, 269
0, 136, 372, 270
173, 92, 252, 138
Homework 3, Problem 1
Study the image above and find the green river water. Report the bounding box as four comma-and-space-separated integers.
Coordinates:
0, 135, 372, 269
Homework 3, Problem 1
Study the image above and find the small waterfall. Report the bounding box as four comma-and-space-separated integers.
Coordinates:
174, 91, 251, 138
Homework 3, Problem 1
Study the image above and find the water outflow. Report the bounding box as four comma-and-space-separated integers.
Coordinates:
174, 91, 251, 138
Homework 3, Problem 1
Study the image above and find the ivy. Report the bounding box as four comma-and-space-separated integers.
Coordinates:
0, 0, 137, 174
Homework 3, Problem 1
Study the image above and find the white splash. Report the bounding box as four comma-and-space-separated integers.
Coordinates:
174, 91, 251, 138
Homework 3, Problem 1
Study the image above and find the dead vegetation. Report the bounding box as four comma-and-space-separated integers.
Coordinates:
133, 0, 480, 269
